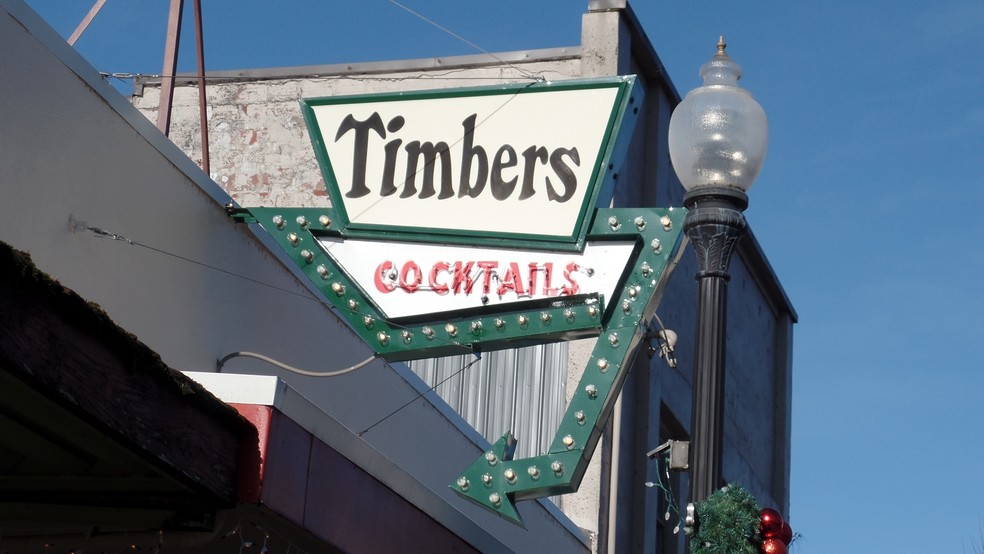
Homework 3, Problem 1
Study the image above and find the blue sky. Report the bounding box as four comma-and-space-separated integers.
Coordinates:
21, 1, 984, 551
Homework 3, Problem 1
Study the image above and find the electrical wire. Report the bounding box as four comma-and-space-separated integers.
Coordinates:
216, 351, 379, 377
73, 218, 319, 302
73, 218, 488, 439
386, 0, 544, 82
89, 1, 554, 90
71, 215, 489, 431
357, 352, 482, 437
645, 453, 683, 535
70, 217, 475, 354
63, 0, 578, 500
340, 79, 540, 226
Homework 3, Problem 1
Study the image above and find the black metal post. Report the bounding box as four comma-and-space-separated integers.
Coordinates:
683, 185, 747, 504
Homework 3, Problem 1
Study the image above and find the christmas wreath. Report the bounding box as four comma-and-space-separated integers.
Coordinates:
687, 484, 794, 554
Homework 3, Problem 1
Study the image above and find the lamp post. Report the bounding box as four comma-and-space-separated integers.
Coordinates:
667, 37, 768, 505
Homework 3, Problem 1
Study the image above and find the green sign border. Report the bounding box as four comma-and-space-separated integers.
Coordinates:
234, 205, 686, 524
299, 76, 642, 252
449, 206, 686, 525
234, 206, 683, 365
233, 75, 685, 525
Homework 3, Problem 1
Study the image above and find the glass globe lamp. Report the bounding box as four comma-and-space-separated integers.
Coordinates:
673, 38, 769, 508
668, 37, 768, 193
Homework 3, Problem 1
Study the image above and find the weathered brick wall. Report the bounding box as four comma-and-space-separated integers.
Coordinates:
133, 60, 580, 208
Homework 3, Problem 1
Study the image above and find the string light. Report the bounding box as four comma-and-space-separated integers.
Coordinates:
645, 450, 685, 535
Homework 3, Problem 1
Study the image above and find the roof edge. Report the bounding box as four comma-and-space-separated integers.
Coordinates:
185, 371, 590, 552
132, 46, 582, 93
738, 227, 798, 322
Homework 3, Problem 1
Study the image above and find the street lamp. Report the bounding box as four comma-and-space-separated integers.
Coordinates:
667, 37, 768, 505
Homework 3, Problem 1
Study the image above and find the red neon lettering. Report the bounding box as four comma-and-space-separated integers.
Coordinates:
429, 262, 451, 295
452, 261, 476, 294
375, 258, 587, 297
527, 262, 539, 295
563, 262, 581, 295
476, 261, 498, 294
400, 261, 422, 292
497, 262, 526, 296
542, 262, 559, 295
375, 261, 396, 293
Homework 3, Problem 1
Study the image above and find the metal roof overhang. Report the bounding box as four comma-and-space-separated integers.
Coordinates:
0, 241, 254, 538
0, 242, 536, 553
188, 372, 508, 553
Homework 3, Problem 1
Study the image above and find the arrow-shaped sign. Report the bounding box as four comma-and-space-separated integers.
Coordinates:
450, 207, 685, 525
232, 205, 685, 523
233, 204, 685, 523
228, 75, 686, 528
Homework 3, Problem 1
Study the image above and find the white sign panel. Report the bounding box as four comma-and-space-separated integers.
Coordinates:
318, 237, 636, 319
307, 85, 621, 239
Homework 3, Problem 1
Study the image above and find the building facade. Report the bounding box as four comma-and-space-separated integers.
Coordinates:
0, 0, 793, 552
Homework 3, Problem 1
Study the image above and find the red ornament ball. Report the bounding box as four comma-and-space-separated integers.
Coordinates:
761, 538, 788, 554
760, 508, 784, 539
777, 522, 793, 545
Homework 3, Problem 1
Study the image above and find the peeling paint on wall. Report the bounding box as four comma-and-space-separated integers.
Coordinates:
132, 61, 580, 209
